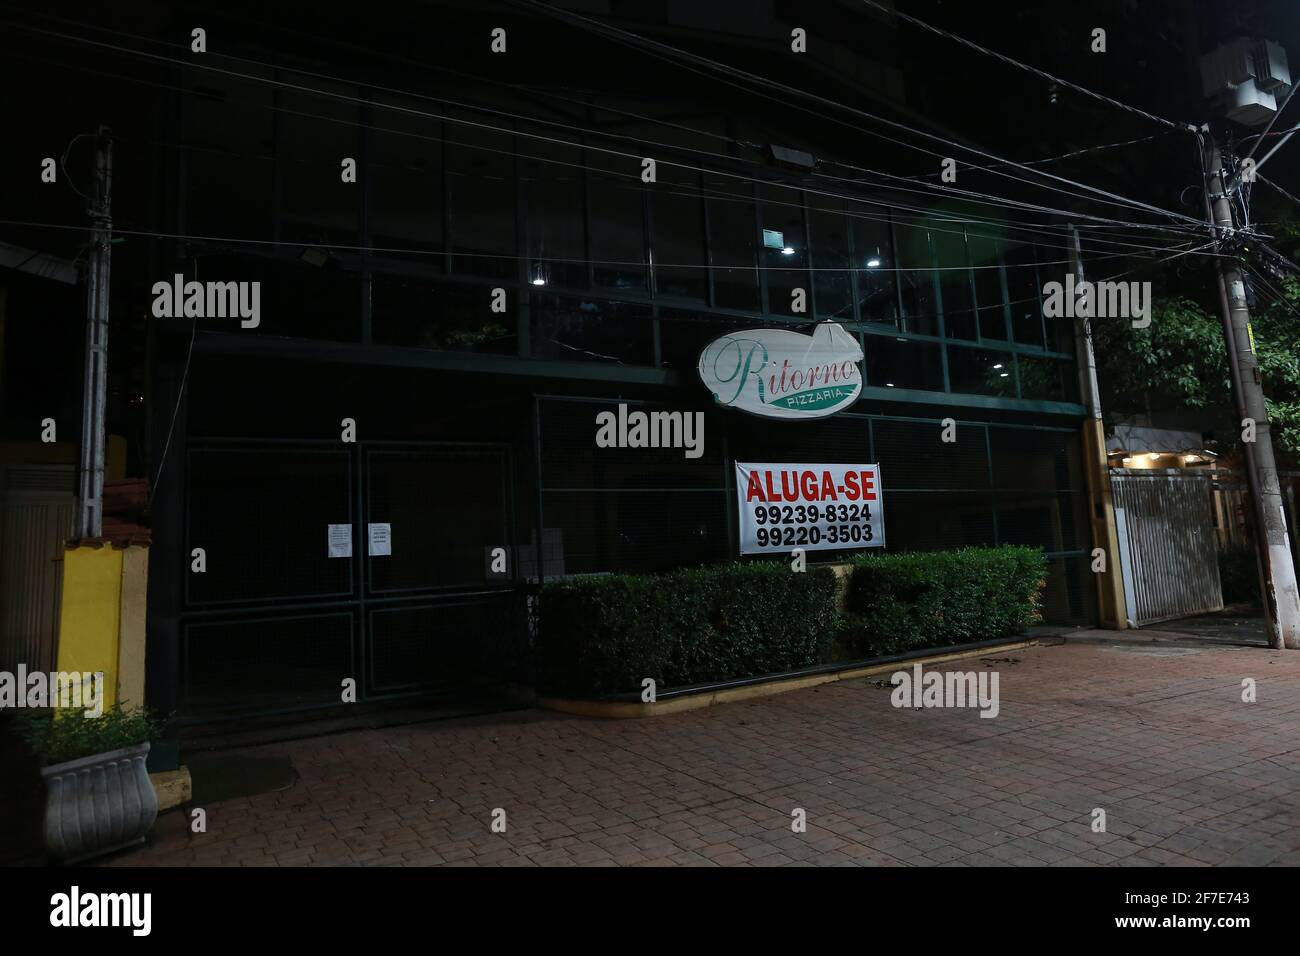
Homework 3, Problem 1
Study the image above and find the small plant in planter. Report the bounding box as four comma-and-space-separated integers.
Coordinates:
19, 704, 166, 863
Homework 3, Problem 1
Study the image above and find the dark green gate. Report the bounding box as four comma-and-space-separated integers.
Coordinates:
180, 439, 529, 718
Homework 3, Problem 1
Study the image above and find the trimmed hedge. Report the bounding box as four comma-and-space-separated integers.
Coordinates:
840, 546, 1047, 658
538, 562, 840, 696
537, 546, 1048, 697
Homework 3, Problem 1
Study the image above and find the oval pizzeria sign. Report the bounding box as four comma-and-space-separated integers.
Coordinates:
698, 322, 864, 419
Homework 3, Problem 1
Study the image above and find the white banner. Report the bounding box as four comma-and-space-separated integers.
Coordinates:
735, 462, 885, 555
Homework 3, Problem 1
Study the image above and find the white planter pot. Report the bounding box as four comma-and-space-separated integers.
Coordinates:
41, 741, 158, 863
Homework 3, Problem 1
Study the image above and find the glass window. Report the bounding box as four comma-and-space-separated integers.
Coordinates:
809, 199, 853, 321
849, 201, 898, 327
183, 68, 275, 240
197, 254, 359, 341
864, 334, 944, 391
280, 75, 359, 247
969, 233, 1008, 340
530, 294, 654, 365
759, 184, 808, 317
706, 173, 760, 312
369, 94, 443, 265
1005, 242, 1045, 347
894, 216, 939, 336
934, 226, 976, 340
947, 345, 1016, 397
371, 275, 517, 353
521, 125, 586, 290
1049, 303, 1077, 355
588, 162, 647, 293
446, 107, 516, 280
652, 164, 707, 302
1018, 355, 1078, 403
659, 308, 755, 373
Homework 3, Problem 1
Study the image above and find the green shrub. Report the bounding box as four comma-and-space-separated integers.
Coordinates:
538, 562, 841, 696
840, 546, 1047, 657
18, 704, 165, 767
538, 546, 1046, 697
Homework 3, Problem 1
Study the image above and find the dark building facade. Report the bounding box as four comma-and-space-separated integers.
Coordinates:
1, 1, 1099, 721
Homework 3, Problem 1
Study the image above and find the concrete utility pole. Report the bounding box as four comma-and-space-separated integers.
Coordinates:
1068, 226, 1127, 629
76, 127, 113, 539
1203, 137, 1300, 650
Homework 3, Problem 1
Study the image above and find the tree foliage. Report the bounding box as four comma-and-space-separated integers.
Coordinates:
1091, 216, 1300, 459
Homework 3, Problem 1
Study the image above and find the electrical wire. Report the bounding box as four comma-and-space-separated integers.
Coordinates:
508, 0, 1205, 229
0, 3, 1202, 231
0, 216, 1177, 273
1258, 173, 1300, 211
854, 0, 1190, 132
905, 132, 1175, 181
1242, 262, 1300, 322
0, 19, 1209, 243
1, 47, 1213, 262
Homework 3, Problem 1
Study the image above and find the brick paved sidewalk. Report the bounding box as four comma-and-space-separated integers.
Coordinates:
107, 640, 1300, 866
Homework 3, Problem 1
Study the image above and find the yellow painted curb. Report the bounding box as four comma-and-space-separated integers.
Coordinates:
150, 767, 192, 811
538, 639, 1038, 719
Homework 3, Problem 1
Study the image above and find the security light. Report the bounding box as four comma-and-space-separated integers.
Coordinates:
781, 246, 796, 255
992, 363, 1003, 369
866, 257, 882, 268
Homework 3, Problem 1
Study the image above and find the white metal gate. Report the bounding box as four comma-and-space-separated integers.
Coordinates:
1111, 468, 1223, 626
0, 465, 75, 673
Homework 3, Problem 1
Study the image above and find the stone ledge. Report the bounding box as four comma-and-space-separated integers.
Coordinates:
539, 639, 1038, 718
150, 766, 192, 811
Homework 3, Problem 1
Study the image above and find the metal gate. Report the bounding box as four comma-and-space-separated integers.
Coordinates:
1111, 469, 1223, 625
180, 440, 529, 718
0, 465, 76, 674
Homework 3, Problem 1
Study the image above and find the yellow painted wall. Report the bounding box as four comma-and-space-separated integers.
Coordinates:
55, 545, 124, 710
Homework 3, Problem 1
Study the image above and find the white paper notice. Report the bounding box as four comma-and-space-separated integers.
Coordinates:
327, 524, 352, 558
368, 523, 392, 557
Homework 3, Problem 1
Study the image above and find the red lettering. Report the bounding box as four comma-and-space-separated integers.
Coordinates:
781, 471, 798, 501
746, 472, 766, 502
799, 470, 817, 500
821, 471, 837, 500
843, 472, 860, 500
860, 471, 877, 501
765, 471, 779, 501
